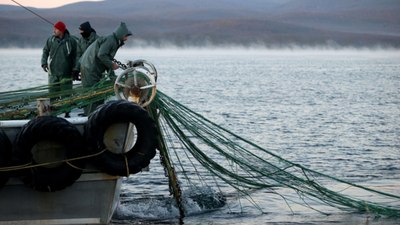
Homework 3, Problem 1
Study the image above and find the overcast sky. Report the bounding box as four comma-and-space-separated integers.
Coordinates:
0, 0, 101, 8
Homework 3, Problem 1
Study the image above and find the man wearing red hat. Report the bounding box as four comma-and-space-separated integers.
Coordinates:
41, 20, 78, 118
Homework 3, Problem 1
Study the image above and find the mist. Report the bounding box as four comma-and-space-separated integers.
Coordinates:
1, 0, 399, 48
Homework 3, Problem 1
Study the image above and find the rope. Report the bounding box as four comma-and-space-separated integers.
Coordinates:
66, 161, 85, 171
0, 78, 115, 120
0, 149, 107, 172
10, 0, 54, 25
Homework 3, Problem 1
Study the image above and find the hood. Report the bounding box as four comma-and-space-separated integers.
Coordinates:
113, 22, 132, 40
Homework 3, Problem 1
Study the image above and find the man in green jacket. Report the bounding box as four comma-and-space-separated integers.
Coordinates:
41, 21, 77, 117
72, 21, 99, 80
79, 22, 132, 115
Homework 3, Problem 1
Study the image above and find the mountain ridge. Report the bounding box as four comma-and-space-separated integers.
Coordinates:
0, 0, 399, 48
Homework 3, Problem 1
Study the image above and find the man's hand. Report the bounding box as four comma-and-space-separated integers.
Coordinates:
112, 63, 119, 70
41, 64, 48, 72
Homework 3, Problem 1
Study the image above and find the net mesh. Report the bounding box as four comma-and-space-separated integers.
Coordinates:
149, 91, 400, 217
0, 79, 399, 217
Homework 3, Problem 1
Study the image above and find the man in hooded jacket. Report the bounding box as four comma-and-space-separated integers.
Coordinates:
79, 22, 132, 115
72, 21, 99, 80
41, 21, 77, 118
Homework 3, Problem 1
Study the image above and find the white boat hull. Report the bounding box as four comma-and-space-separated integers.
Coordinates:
0, 173, 121, 225
0, 118, 121, 225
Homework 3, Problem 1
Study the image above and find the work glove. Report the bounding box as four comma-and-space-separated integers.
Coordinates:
72, 70, 81, 81
41, 64, 48, 72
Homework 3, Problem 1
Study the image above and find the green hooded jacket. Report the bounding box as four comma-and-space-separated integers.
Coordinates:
80, 22, 132, 87
41, 31, 77, 78
74, 31, 99, 71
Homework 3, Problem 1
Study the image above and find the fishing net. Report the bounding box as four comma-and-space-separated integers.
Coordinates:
0, 79, 399, 218
0, 78, 114, 119
149, 91, 400, 217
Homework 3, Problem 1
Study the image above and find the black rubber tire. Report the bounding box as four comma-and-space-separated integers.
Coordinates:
0, 129, 12, 188
85, 100, 157, 176
12, 116, 86, 192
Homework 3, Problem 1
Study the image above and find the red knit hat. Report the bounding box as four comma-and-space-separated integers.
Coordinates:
54, 21, 66, 33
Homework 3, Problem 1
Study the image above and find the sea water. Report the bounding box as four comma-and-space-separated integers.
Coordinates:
0, 48, 399, 224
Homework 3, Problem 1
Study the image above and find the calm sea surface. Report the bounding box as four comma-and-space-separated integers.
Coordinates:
0, 48, 399, 224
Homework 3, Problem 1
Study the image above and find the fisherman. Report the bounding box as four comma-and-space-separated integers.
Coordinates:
79, 22, 132, 116
41, 21, 77, 118
72, 21, 99, 81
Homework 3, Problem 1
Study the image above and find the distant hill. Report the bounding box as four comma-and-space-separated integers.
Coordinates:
0, 0, 399, 48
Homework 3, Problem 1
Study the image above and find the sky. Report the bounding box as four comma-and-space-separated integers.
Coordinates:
0, 0, 102, 8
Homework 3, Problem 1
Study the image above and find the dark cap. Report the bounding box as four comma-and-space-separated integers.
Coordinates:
79, 21, 92, 33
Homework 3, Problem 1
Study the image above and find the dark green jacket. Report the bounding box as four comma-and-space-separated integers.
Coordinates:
80, 22, 131, 87
74, 31, 99, 71
41, 31, 77, 78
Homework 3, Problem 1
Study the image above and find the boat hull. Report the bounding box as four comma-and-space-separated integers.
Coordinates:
0, 118, 121, 224
0, 173, 121, 225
